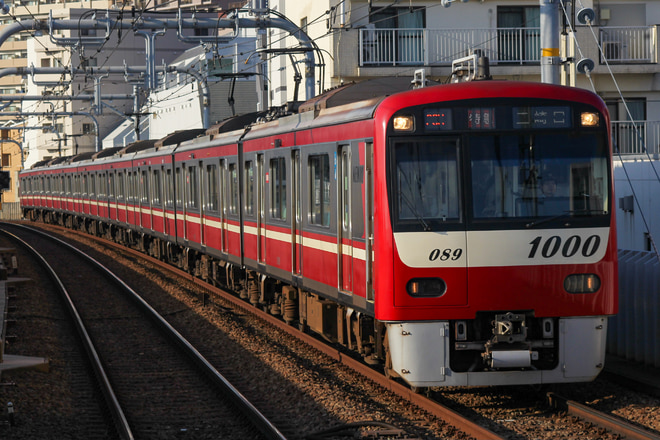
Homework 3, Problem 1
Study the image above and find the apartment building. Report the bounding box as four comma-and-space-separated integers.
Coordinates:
265, 0, 660, 251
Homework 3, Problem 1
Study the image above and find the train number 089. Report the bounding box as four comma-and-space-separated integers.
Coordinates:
429, 248, 463, 262
528, 235, 601, 259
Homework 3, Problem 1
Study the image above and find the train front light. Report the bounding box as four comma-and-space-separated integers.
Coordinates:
564, 274, 601, 293
406, 278, 447, 297
580, 112, 599, 127
393, 115, 415, 132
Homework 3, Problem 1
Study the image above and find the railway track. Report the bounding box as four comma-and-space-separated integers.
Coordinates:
5, 221, 660, 440
0, 223, 285, 440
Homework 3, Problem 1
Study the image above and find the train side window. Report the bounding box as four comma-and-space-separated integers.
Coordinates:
109, 173, 115, 198
165, 168, 174, 208
309, 154, 330, 227
175, 167, 183, 209
244, 160, 254, 216
228, 163, 238, 215
206, 164, 219, 212
90, 173, 96, 197
141, 170, 150, 203
152, 169, 162, 205
187, 166, 199, 209
270, 157, 287, 220
117, 171, 124, 200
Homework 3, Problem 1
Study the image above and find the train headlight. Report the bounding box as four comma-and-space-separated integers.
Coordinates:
393, 115, 415, 132
564, 274, 601, 293
406, 278, 447, 297
580, 112, 599, 127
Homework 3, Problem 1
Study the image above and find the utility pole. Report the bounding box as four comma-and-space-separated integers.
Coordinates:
540, 0, 561, 84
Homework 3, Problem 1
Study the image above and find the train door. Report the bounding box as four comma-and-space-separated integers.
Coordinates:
365, 142, 374, 302
257, 154, 266, 264
338, 144, 353, 293
292, 150, 303, 276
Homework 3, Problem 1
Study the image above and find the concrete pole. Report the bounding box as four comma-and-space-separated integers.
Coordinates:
540, 0, 561, 84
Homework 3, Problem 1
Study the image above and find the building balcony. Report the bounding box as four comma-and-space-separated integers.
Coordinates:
357, 26, 657, 69
613, 120, 660, 156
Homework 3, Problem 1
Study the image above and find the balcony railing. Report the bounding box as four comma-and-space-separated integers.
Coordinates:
599, 26, 657, 64
359, 26, 657, 67
612, 120, 660, 156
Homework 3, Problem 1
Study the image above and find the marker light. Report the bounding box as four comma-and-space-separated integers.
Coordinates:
564, 273, 601, 293
580, 112, 599, 127
406, 277, 447, 297
393, 115, 415, 132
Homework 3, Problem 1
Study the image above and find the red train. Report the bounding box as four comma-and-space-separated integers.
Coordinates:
19, 77, 618, 389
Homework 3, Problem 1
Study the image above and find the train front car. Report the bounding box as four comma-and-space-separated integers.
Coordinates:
374, 81, 617, 388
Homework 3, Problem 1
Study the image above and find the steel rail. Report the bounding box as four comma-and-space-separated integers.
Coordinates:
2, 223, 287, 440
547, 392, 660, 440
52, 224, 505, 440
0, 227, 134, 440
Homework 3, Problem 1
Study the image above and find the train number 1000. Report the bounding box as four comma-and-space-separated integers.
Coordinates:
528, 235, 601, 259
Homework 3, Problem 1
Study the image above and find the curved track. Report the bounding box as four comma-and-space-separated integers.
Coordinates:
0, 223, 286, 440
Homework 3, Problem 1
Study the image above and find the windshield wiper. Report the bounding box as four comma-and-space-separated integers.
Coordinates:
399, 190, 431, 231
525, 209, 606, 228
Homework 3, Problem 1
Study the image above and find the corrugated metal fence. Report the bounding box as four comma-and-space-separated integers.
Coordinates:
608, 249, 660, 367
0, 203, 21, 221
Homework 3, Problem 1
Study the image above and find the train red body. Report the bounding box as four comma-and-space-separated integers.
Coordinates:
20, 79, 618, 388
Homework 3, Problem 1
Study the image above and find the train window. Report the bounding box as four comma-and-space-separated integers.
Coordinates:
341, 150, 350, 231
165, 169, 174, 208
309, 154, 330, 227
152, 169, 162, 205
90, 174, 96, 197
245, 160, 255, 216
141, 170, 150, 203
187, 166, 199, 209
205, 164, 219, 212
175, 167, 183, 209
109, 173, 115, 198
469, 133, 609, 220
117, 171, 125, 200
393, 140, 460, 225
270, 157, 286, 220
229, 163, 238, 215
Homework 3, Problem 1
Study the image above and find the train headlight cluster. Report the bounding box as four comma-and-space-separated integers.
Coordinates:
393, 115, 415, 131
406, 277, 447, 297
564, 273, 601, 293
580, 112, 600, 127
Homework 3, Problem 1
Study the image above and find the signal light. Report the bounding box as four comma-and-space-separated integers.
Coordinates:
406, 277, 447, 297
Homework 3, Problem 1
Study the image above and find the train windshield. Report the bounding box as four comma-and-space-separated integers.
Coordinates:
470, 133, 609, 220
394, 139, 461, 229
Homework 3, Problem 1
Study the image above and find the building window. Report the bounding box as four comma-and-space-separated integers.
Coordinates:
497, 6, 540, 63
82, 123, 95, 134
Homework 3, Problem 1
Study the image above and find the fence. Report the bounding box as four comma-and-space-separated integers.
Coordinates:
608, 249, 660, 367
0, 202, 21, 220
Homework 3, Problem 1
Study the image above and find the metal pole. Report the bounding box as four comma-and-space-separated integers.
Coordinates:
540, 0, 561, 84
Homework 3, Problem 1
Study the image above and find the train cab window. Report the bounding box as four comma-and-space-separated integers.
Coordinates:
205, 164, 219, 212
152, 169, 162, 205
392, 140, 460, 229
270, 157, 287, 220
309, 154, 330, 227
229, 163, 238, 215
245, 160, 255, 216
469, 134, 609, 220
187, 166, 199, 209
